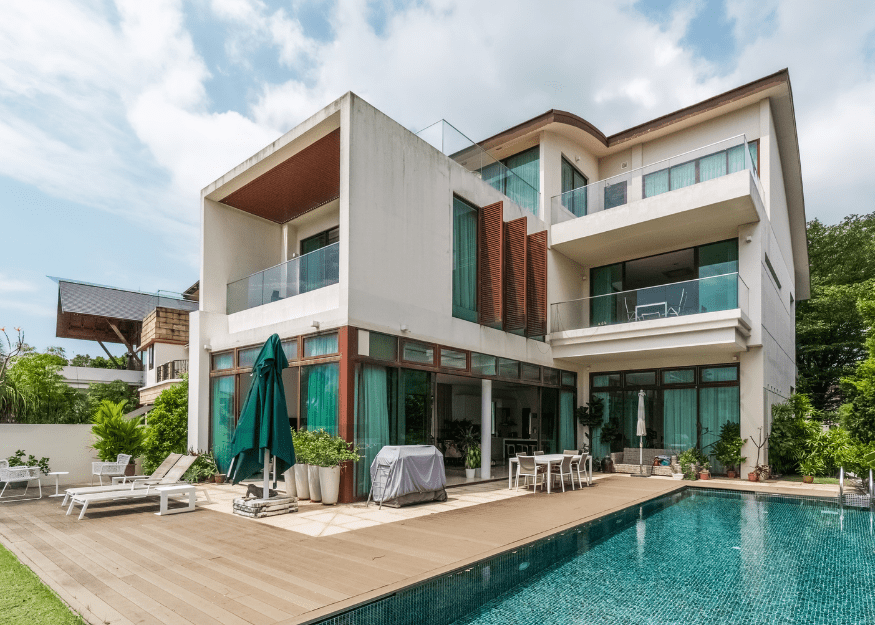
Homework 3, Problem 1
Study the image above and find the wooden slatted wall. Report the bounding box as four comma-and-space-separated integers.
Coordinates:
503, 217, 528, 333
478, 201, 504, 327
526, 230, 548, 336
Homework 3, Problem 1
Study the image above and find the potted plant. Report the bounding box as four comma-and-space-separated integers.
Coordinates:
310, 432, 361, 505
699, 461, 712, 481
184, 450, 221, 483
748, 427, 771, 482
465, 444, 481, 479
3, 450, 50, 489
306, 429, 334, 503
91, 400, 145, 475
576, 396, 604, 457
712, 421, 747, 479
678, 447, 708, 481
798, 454, 822, 484
292, 429, 311, 500
600, 416, 626, 454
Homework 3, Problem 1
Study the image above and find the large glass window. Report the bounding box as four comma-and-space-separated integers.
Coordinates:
482, 146, 540, 214
561, 157, 588, 217
300, 226, 339, 255
590, 364, 739, 465
403, 341, 434, 364
304, 333, 338, 357
452, 197, 478, 322
369, 332, 397, 361
211, 376, 236, 472
642, 142, 760, 200
301, 362, 339, 434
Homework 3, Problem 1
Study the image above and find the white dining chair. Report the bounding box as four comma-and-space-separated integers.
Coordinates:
515, 455, 546, 492
552, 455, 576, 492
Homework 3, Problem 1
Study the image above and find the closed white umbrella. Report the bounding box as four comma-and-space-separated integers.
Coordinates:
634, 390, 648, 477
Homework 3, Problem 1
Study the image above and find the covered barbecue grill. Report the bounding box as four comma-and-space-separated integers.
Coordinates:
367, 445, 447, 508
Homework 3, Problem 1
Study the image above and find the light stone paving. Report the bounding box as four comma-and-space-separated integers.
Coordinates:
197, 476, 607, 537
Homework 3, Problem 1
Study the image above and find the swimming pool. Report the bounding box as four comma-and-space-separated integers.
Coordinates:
311, 489, 875, 625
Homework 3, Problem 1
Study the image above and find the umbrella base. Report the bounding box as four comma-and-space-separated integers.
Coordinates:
233, 495, 297, 518
631, 465, 652, 478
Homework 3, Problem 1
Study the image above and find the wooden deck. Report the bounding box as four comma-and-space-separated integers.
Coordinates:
0, 475, 839, 625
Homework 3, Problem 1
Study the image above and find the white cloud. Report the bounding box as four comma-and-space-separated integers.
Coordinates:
0, 275, 39, 294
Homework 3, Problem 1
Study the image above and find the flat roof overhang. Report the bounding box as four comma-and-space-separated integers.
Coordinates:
218, 127, 340, 224
551, 170, 763, 268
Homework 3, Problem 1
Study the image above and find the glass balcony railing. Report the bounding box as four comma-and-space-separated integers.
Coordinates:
226, 242, 339, 314
551, 135, 762, 225
550, 273, 748, 333
416, 119, 540, 216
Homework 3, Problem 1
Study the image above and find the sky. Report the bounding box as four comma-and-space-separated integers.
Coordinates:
1, 0, 874, 356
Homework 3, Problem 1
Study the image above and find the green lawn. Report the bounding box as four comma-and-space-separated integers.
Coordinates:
0, 543, 86, 625
779, 474, 841, 485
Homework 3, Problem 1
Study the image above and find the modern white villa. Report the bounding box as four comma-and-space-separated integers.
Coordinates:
187, 69, 808, 503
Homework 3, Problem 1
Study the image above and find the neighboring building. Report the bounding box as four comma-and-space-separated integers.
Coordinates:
52, 278, 199, 405
188, 69, 809, 502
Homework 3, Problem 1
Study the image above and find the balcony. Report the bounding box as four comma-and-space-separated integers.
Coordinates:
226, 242, 339, 314
417, 120, 540, 216
156, 360, 188, 383
550, 136, 764, 267
549, 273, 751, 362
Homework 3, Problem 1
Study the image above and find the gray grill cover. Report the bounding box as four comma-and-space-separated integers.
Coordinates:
370, 445, 447, 508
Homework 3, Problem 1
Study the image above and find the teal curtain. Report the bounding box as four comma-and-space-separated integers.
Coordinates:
541, 388, 559, 454
670, 162, 696, 190
748, 142, 759, 175
504, 147, 539, 215
481, 161, 503, 196
562, 158, 588, 216
727, 145, 746, 174
700, 386, 740, 470
394, 369, 430, 445
699, 152, 727, 182
354, 365, 390, 497
301, 362, 339, 434
699, 240, 739, 312
623, 390, 640, 448
644, 170, 669, 198
304, 333, 338, 357
452, 197, 478, 322
211, 376, 236, 472
299, 242, 338, 294
591, 264, 622, 326
559, 391, 575, 452
663, 388, 697, 452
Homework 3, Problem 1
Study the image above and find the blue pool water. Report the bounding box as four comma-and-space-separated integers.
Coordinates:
314, 490, 875, 625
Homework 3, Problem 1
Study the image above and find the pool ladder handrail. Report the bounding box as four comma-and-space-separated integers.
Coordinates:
837, 467, 874, 504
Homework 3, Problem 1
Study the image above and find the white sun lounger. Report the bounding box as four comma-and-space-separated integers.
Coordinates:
61, 453, 184, 507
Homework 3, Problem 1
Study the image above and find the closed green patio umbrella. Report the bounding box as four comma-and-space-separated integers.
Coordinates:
229, 334, 296, 499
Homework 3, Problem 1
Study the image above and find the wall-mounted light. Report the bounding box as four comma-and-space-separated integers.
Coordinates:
400, 324, 409, 333
311, 320, 320, 330
574, 155, 580, 162
203, 344, 212, 352
745, 235, 752, 243
732, 355, 739, 361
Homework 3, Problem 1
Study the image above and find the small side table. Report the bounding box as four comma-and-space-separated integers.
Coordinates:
48, 471, 69, 498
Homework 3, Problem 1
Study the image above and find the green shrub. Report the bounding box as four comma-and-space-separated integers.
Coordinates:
142, 376, 188, 474
465, 444, 481, 470
183, 450, 219, 482
91, 400, 145, 462
307, 429, 360, 468
5, 450, 50, 475
678, 447, 709, 480
770, 394, 819, 474
712, 421, 747, 472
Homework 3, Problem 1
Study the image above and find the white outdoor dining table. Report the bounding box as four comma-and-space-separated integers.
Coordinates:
508, 453, 592, 493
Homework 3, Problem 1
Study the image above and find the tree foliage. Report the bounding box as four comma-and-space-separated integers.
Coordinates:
90, 400, 146, 462
797, 214, 875, 410
142, 376, 189, 474
69, 354, 125, 369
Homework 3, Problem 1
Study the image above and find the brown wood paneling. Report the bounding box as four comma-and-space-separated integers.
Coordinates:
140, 307, 190, 351
526, 230, 548, 337
478, 201, 503, 327
220, 128, 340, 224
337, 327, 356, 504
503, 217, 527, 333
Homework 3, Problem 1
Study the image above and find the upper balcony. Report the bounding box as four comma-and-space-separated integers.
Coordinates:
226, 242, 339, 315
550, 135, 764, 266
417, 120, 540, 217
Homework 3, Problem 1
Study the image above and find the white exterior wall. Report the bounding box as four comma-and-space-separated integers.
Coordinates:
0, 424, 97, 487
345, 95, 553, 366
142, 343, 188, 387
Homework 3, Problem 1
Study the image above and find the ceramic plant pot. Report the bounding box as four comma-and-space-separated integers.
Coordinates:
699, 472, 711, 480
465, 468, 476, 479
213, 474, 226, 484
294, 463, 310, 500
308, 464, 322, 502
726, 470, 737, 479
319, 466, 341, 505
283, 468, 297, 497
802, 475, 814, 484
748, 472, 758, 482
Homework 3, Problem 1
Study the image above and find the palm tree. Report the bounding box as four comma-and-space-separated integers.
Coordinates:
0, 328, 27, 421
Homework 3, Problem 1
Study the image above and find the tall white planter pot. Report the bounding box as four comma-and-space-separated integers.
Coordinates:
294, 463, 310, 500
308, 464, 322, 502
283, 468, 297, 498
319, 466, 341, 505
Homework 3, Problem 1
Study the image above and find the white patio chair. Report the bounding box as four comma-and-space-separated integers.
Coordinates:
62, 453, 184, 507
624, 298, 637, 322
551, 455, 576, 492
668, 289, 686, 317
515, 455, 546, 492
564, 450, 587, 488
91, 454, 132, 485
0, 459, 42, 502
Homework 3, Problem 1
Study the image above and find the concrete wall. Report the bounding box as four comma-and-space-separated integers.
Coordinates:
61, 366, 143, 390
345, 94, 554, 366
0, 424, 97, 488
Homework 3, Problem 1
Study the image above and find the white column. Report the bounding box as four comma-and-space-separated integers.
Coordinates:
481, 378, 492, 479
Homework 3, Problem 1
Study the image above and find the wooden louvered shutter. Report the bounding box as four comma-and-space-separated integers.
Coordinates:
478, 201, 504, 327
526, 230, 548, 337
503, 217, 527, 333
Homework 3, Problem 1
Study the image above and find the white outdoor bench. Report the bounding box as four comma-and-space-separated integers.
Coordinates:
65, 484, 212, 520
